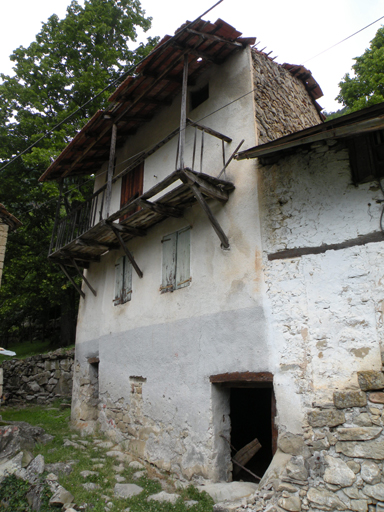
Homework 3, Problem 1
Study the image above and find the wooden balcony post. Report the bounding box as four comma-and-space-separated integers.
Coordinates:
105, 123, 117, 218
178, 54, 189, 170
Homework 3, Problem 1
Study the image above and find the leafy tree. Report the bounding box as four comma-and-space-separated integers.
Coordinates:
337, 25, 384, 111
323, 106, 350, 122
0, 0, 157, 347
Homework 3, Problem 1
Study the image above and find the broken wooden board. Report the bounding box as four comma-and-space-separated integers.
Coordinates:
233, 437, 261, 476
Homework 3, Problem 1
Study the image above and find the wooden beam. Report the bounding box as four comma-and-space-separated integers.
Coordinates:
137, 198, 183, 218
178, 54, 189, 170
105, 124, 117, 218
59, 263, 85, 299
186, 119, 232, 143
109, 225, 143, 278
218, 139, 245, 178
185, 28, 243, 48
268, 231, 384, 261
181, 169, 228, 202
59, 250, 101, 263
76, 238, 118, 250
210, 372, 274, 383
188, 181, 230, 248
105, 221, 146, 237
70, 258, 97, 297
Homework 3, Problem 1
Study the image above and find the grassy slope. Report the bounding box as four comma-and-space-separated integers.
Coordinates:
0, 402, 213, 512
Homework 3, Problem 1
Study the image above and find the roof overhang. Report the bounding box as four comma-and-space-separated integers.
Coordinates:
236, 102, 384, 162
39, 18, 255, 182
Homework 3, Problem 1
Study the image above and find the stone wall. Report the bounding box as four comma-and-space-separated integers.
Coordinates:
252, 50, 322, 145
0, 348, 74, 405
246, 372, 384, 512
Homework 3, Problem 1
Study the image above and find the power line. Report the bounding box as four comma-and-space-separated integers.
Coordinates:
303, 14, 384, 64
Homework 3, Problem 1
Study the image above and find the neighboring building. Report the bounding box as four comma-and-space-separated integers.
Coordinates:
39, 18, 329, 487
0, 204, 21, 287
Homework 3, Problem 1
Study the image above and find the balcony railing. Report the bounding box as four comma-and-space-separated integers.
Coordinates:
49, 120, 238, 258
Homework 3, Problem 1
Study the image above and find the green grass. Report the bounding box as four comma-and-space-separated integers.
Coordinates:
0, 340, 74, 363
0, 401, 214, 512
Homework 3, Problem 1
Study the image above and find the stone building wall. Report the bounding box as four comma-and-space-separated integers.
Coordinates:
243, 140, 384, 511
0, 223, 9, 287
252, 50, 322, 145
0, 348, 74, 404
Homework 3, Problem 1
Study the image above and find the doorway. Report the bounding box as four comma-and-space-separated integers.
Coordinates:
210, 372, 277, 483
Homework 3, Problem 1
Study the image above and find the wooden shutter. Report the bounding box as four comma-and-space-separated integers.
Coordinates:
122, 256, 132, 303
176, 227, 191, 289
114, 256, 123, 305
120, 162, 144, 221
161, 232, 177, 292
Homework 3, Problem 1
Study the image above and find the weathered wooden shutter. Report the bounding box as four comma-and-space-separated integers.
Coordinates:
122, 256, 132, 303
114, 256, 123, 305
120, 162, 144, 221
161, 232, 177, 292
176, 227, 191, 289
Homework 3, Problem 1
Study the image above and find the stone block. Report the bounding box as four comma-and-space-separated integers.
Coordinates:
307, 487, 347, 510
361, 461, 381, 485
358, 371, 384, 391
336, 427, 382, 441
278, 432, 310, 457
278, 496, 301, 512
308, 409, 345, 428
368, 392, 384, 404
323, 455, 356, 487
334, 391, 367, 409
336, 439, 384, 459
363, 483, 384, 501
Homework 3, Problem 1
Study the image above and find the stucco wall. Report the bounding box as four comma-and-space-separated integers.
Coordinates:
252, 50, 322, 145
259, 140, 384, 407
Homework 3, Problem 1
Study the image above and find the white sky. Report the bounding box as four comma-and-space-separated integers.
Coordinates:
0, 0, 383, 113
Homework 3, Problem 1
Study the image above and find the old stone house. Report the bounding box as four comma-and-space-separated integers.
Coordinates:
0, 204, 21, 287
41, 17, 384, 506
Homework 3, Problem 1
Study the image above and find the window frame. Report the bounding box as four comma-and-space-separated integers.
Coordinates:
114, 255, 133, 305
161, 226, 191, 293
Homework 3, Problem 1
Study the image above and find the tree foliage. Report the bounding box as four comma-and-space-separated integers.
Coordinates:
0, 0, 157, 347
337, 25, 384, 111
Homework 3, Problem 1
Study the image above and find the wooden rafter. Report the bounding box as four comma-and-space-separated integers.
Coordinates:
59, 263, 85, 299
137, 199, 183, 218
181, 169, 228, 202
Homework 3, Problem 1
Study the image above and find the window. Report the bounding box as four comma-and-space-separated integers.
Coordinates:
161, 227, 191, 293
114, 256, 132, 305
120, 162, 144, 221
190, 84, 209, 111
348, 130, 384, 184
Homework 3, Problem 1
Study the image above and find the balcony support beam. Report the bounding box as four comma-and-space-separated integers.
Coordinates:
106, 124, 117, 218
109, 224, 143, 278
71, 257, 97, 297
59, 263, 86, 299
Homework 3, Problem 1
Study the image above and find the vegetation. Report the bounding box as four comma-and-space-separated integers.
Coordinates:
337, 24, 384, 112
0, 402, 214, 512
0, 0, 158, 350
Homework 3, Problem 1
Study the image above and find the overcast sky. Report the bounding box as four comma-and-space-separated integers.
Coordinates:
0, 0, 383, 113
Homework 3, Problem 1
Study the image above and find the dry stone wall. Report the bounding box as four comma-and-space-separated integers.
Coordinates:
252, 50, 322, 145
0, 348, 74, 404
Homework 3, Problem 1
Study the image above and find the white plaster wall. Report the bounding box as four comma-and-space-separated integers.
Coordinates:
74, 47, 270, 480
260, 141, 384, 412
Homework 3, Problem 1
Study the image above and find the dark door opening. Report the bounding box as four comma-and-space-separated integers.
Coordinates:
230, 386, 275, 482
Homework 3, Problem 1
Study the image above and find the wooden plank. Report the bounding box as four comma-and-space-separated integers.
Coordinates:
137, 199, 183, 218
110, 225, 143, 278
76, 238, 118, 250
233, 438, 261, 476
176, 227, 191, 289
268, 231, 384, 261
161, 232, 177, 292
185, 28, 243, 48
210, 372, 274, 384
88, 357, 99, 364
105, 123, 117, 217
59, 263, 85, 299
181, 169, 228, 202
178, 54, 189, 170
71, 257, 97, 297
